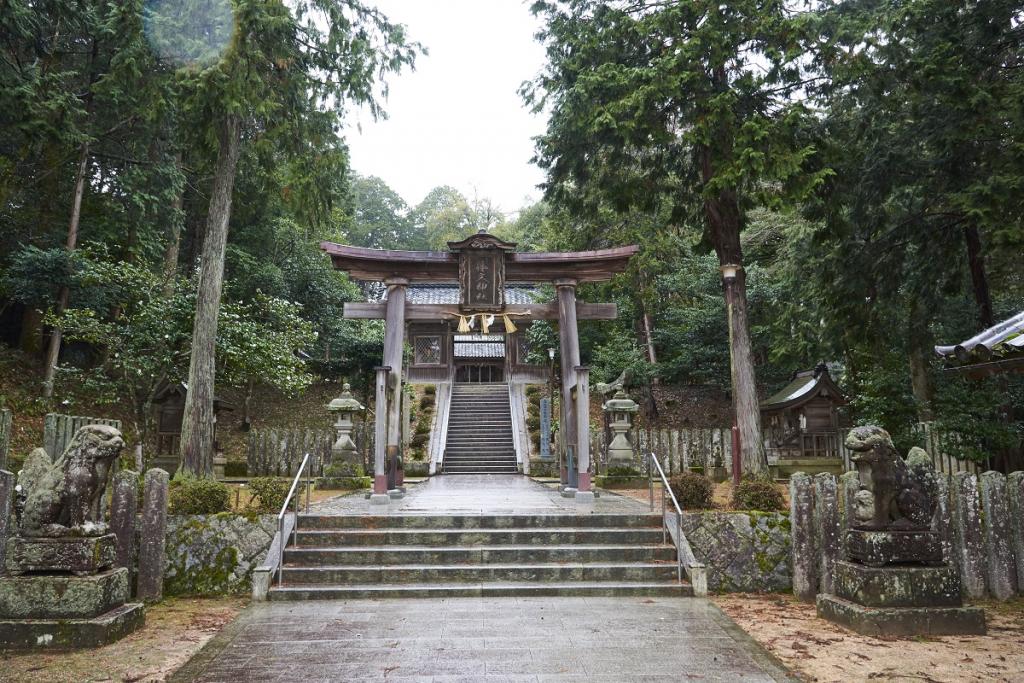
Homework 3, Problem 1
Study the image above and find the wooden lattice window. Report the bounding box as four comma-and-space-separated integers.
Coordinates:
414, 335, 442, 365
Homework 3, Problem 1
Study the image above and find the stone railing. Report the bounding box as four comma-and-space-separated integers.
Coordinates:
596, 427, 735, 475
791, 470, 1024, 602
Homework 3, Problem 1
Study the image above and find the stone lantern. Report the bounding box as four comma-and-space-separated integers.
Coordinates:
327, 383, 365, 467
603, 389, 639, 466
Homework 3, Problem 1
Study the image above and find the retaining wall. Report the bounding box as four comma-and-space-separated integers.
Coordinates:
681, 511, 791, 592
162, 514, 277, 596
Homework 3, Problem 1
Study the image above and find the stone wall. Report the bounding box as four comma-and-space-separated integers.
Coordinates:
162, 514, 276, 596
680, 511, 791, 592
791, 469, 1024, 602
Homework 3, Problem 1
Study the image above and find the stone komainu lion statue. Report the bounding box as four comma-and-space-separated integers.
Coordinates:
17, 424, 125, 537
845, 425, 937, 531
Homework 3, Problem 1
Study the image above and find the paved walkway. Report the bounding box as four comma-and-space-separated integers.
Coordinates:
171, 597, 795, 682
312, 475, 652, 515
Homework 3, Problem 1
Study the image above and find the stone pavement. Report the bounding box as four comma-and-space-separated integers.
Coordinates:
312, 474, 652, 515
170, 596, 795, 682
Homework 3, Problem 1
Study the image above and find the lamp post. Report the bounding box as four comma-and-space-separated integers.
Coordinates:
720, 263, 742, 487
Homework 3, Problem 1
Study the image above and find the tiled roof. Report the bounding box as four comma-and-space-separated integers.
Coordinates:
405, 284, 542, 305
454, 342, 505, 358
935, 311, 1024, 372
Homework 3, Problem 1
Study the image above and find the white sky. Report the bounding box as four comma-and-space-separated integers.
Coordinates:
344, 0, 548, 215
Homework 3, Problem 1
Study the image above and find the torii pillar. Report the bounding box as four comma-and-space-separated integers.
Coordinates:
379, 277, 407, 499
556, 278, 591, 499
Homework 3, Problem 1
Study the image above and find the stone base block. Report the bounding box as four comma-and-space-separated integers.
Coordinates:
0, 602, 145, 650
575, 490, 595, 504
817, 594, 985, 637
846, 529, 943, 567
0, 568, 129, 619
5, 534, 116, 575
560, 487, 577, 499
369, 493, 390, 506
834, 560, 961, 608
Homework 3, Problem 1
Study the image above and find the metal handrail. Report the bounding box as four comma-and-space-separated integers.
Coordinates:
277, 452, 313, 587
648, 451, 704, 587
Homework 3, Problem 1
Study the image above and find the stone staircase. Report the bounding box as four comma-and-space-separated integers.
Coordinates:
443, 383, 518, 474
268, 513, 692, 600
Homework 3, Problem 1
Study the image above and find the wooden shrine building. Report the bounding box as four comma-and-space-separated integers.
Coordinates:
322, 231, 638, 502
760, 363, 847, 467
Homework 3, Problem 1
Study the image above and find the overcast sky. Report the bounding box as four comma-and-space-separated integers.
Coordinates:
343, 0, 548, 215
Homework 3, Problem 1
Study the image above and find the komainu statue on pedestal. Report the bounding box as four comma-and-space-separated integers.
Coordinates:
17, 424, 124, 537
845, 425, 937, 531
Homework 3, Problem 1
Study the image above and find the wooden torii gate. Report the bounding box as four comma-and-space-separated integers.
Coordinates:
321, 232, 638, 504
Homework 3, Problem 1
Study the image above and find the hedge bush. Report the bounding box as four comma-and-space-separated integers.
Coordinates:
223, 461, 247, 478
605, 465, 640, 478
668, 472, 713, 510
323, 462, 364, 478
247, 477, 290, 513
410, 432, 429, 449
731, 479, 785, 511
169, 474, 231, 515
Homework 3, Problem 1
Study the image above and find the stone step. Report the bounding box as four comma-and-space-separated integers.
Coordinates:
296, 514, 662, 530
443, 467, 520, 474
283, 544, 676, 564
267, 581, 692, 600
442, 459, 518, 466
294, 527, 668, 547
279, 562, 680, 584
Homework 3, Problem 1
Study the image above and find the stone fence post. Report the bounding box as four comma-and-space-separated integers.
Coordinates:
138, 469, 169, 602
951, 472, 988, 600
979, 471, 1018, 600
790, 472, 817, 602
0, 470, 12, 571
1008, 472, 1024, 596
813, 473, 840, 595
110, 470, 139, 587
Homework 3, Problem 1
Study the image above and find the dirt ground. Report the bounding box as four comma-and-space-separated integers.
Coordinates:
0, 597, 246, 683
713, 593, 1024, 683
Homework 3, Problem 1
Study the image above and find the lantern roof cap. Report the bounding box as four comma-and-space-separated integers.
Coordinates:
328, 383, 365, 412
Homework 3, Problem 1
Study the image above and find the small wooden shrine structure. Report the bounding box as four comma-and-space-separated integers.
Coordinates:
322, 230, 637, 500
760, 363, 847, 460
151, 382, 233, 473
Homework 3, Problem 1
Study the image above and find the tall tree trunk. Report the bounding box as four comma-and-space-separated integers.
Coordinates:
162, 153, 185, 297
963, 226, 994, 329
179, 115, 242, 477
699, 143, 768, 477
42, 142, 89, 397
907, 296, 935, 422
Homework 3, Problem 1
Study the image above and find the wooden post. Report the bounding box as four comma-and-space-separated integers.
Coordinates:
383, 277, 407, 491
575, 366, 591, 492
373, 367, 390, 499
555, 278, 580, 486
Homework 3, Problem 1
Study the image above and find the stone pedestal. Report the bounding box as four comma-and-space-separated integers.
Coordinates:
817, 560, 985, 636
5, 534, 116, 575
0, 548, 144, 649
846, 529, 943, 567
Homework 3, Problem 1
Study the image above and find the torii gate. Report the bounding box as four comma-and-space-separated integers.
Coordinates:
321, 232, 638, 504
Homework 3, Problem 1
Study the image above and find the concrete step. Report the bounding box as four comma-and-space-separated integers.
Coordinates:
294, 527, 668, 547
296, 514, 662, 530
279, 563, 680, 584
283, 544, 676, 564
267, 581, 692, 600
443, 468, 520, 474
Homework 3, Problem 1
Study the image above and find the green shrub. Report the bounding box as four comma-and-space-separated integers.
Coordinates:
169, 474, 231, 515
410, 432, 429, 449
525, 385, 542, 398
668, 472, 713, 510
414, 420, 430, 435
731, 479, 785, 511
247, 477, 290, 513
323, 462, 364, 477
605, 465, 640, 478
526, 415, 541, 431
423, 385, 436, 396
223, 461, 247, 478
418, 395, 435, 410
